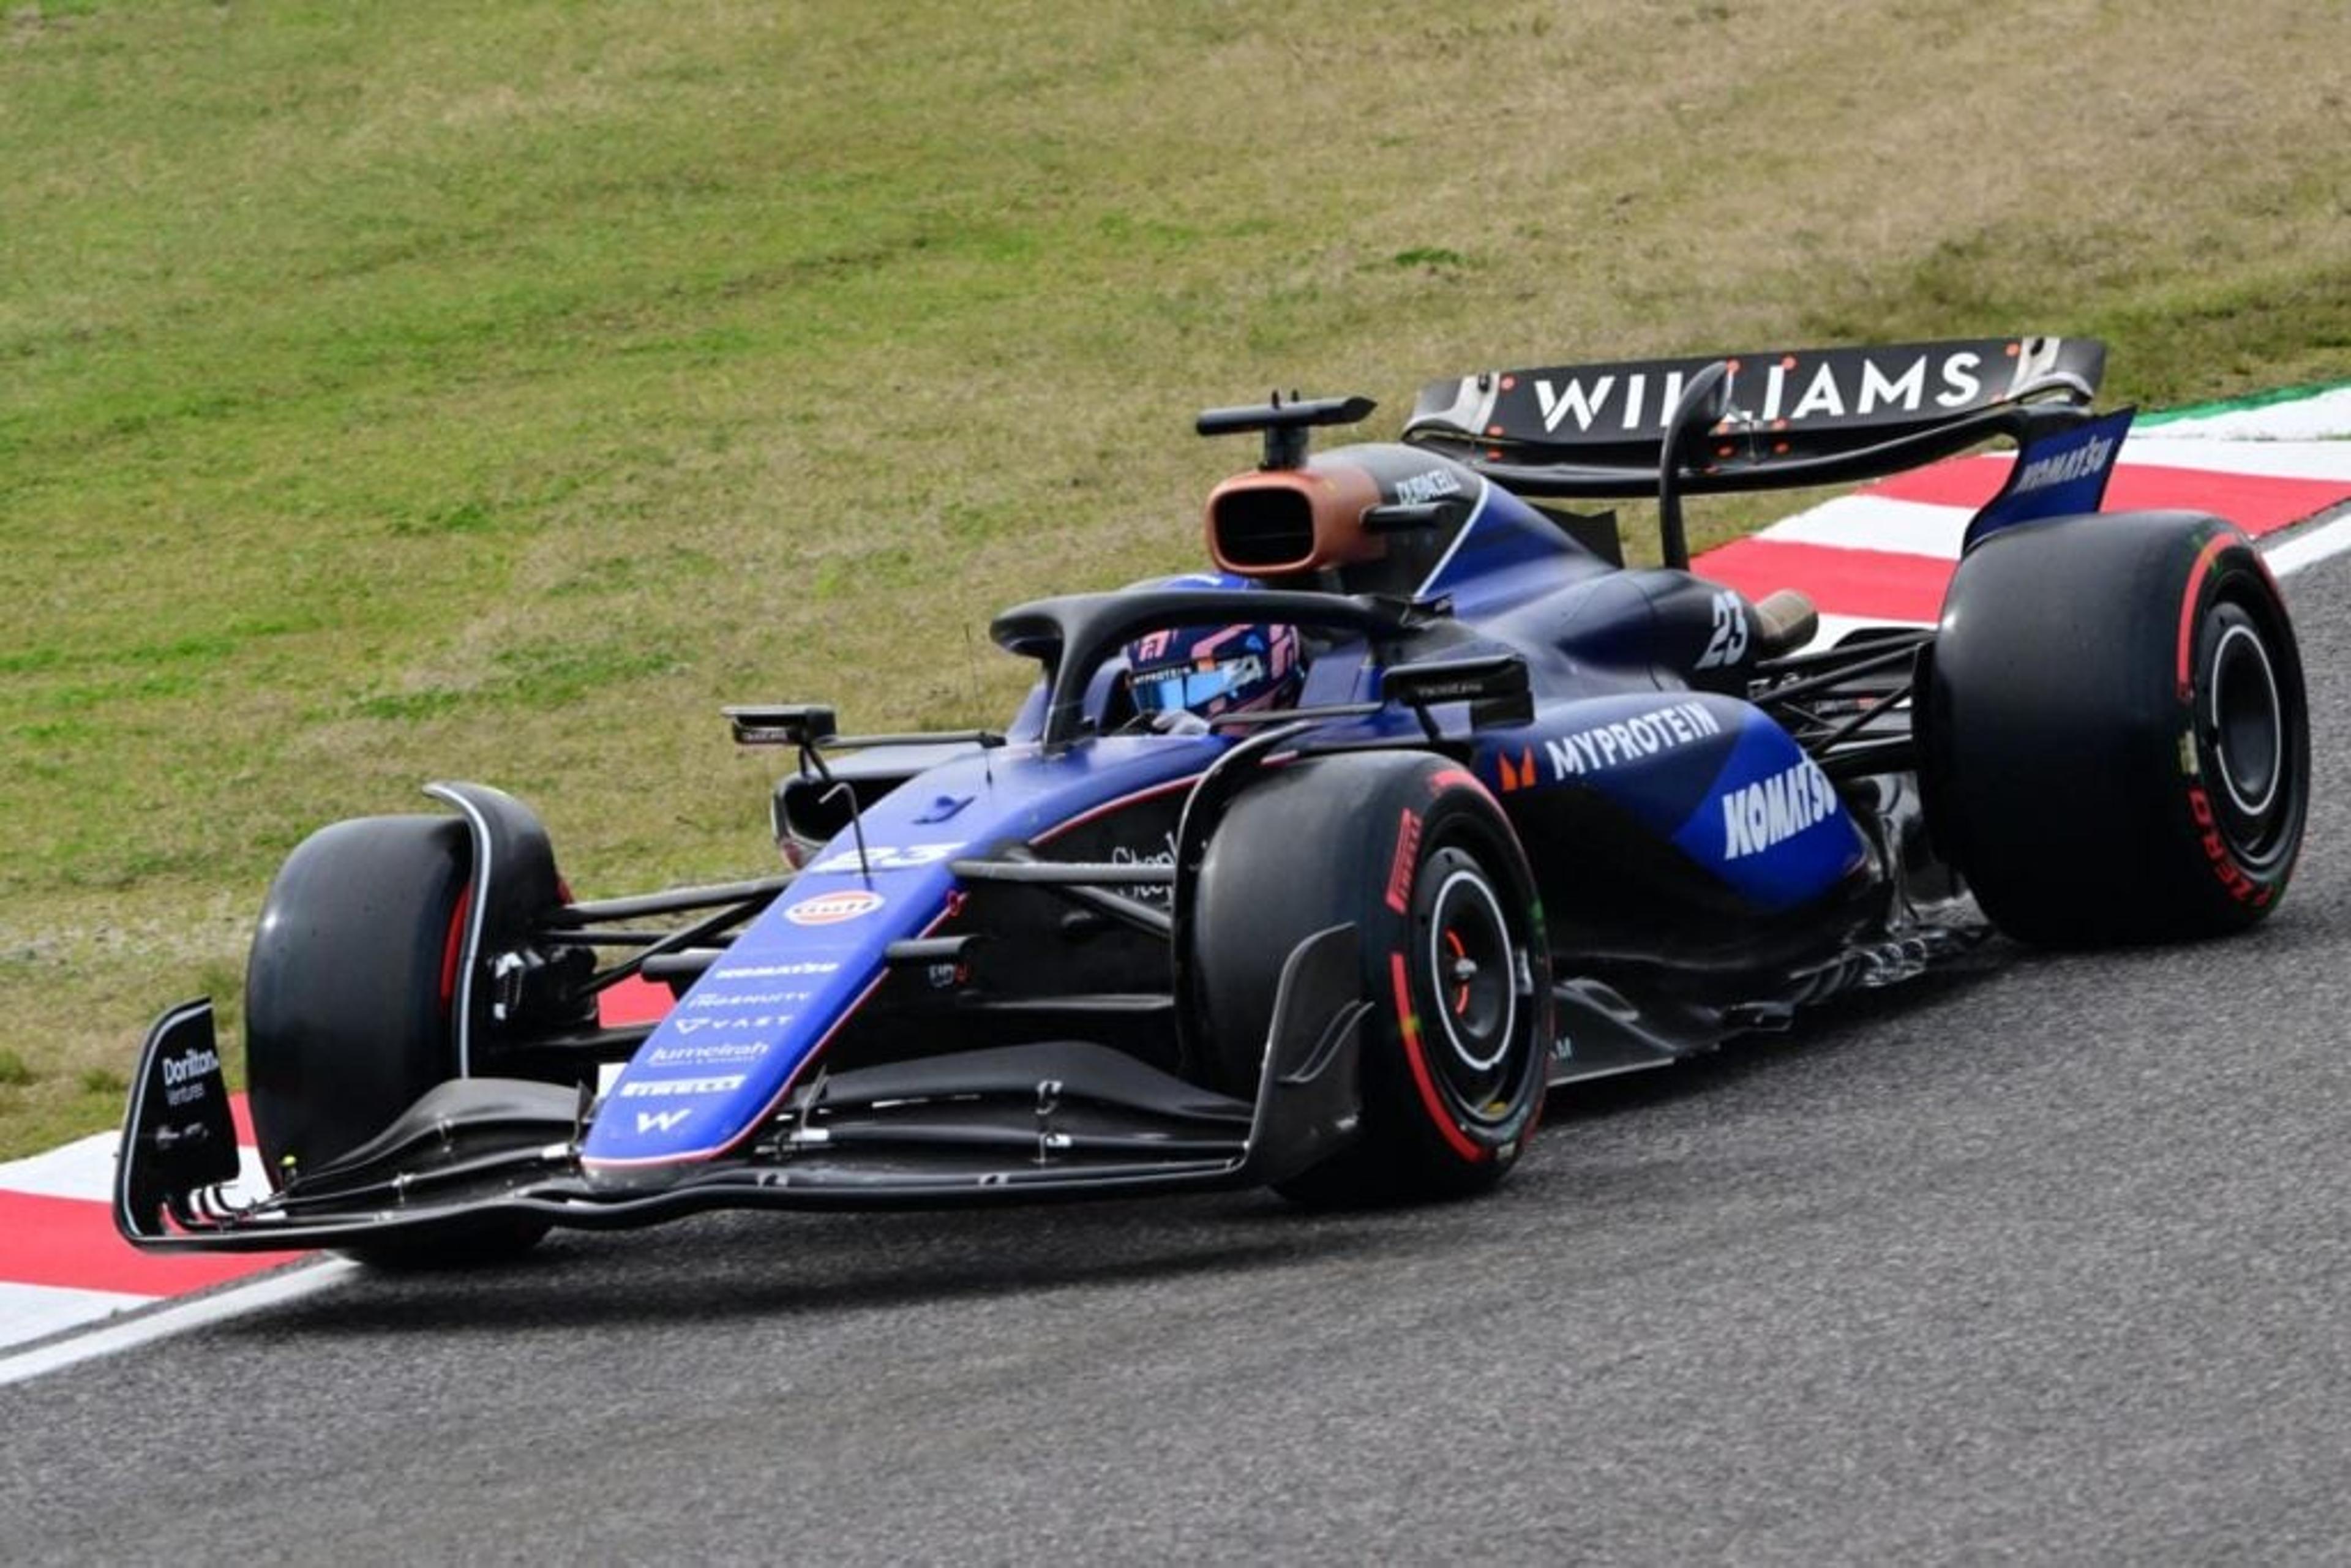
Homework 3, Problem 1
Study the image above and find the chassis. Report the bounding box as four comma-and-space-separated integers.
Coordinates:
116, 336, 2310, 1264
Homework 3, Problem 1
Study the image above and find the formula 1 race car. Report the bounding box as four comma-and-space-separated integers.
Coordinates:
116, 336, 2309, 1266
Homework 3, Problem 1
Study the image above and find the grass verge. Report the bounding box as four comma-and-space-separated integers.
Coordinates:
2, 0, 2347, 1157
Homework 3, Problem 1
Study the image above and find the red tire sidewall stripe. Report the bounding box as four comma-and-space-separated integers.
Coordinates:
2173, 531, 2290, 907
2173, 532, 2231, 702
1390, 951, 1486, 1164
438, 880, 474, 1016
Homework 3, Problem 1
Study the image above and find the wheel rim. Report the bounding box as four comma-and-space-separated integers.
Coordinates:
2209, 622, 2281, 820
1417, 858, 1524, 1122
2199, 598, 2298, 866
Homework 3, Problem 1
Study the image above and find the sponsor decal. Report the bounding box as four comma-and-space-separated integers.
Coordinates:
1494, 747, 1537, 793
688, 990, 809, 1009
1393, 467, 1465, 505
1720, 757, 1842, 861
647, 1041, 770, 1067
635, 1109, 692, 1134
671, 1015, 788, 1034
159, 1044, 220, 1108
715, 961, 840, 979
160, 1045, 220, 1086
1530, 348, 1991, 437
2011, 432, 2117, 494
1536, 373, 1667, 435
786, 888, 885, 926
1384, 809, 1423, 914
1546, 700, 1722, 779
804, 842, 961, 876
619, 1075, 747, 1098
1109, 832, 1177, 904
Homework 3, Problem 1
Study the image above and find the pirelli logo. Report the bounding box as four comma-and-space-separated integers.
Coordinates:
1384, 809, 1423, 913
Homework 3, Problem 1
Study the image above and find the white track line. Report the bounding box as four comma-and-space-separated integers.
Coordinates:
1757, 494, 1973, 559
0, 1130, 271, 1207
2148, 387, 2351, 441
0, 1259, 357, 1389
0, 1283, 154, 1348
6, 487, 2346, 1391
0, 1131, 120, 1202
1796, 507, 2348, 651
2267, 510, 2351, 576
2121, 435, 2351, 479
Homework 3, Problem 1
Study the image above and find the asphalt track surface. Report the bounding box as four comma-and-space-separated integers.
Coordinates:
7, 551, 2349, 1564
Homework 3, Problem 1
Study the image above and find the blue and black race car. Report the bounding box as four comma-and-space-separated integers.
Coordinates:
116, 337, 2309, 1266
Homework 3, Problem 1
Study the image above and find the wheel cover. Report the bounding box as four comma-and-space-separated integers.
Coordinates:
2199, 599, 2297, 866
2210, 623, 2281, 818
1417, 861, 1522, 1120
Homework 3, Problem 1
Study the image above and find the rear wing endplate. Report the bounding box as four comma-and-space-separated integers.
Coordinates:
1962, 405, 2134, 551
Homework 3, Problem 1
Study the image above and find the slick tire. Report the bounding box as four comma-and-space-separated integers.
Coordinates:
246, 815, 550, 1267
1187, 754, 1551, 1206
1920, 512, 2308, 945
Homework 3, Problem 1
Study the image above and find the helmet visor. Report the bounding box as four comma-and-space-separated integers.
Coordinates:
1130, 653, 1265, 715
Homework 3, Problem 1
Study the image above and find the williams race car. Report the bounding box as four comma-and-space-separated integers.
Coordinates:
116, 336, 2310, 1266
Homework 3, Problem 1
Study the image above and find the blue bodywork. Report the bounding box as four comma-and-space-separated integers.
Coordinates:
587, 448, 1869, 1172
588, 737, 1217, 1167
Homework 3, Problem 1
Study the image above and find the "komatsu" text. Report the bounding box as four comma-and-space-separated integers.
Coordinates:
2011, 433, 2116, 494
1721, 759, 1841, 860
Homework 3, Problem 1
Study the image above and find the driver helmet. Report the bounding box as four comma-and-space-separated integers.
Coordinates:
1125, 621, 1303, 719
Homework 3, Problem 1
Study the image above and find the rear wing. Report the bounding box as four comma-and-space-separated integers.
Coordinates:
1402, 336, 2105, 569
1404, 336, 2104, 495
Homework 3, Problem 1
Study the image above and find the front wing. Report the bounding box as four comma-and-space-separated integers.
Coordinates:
115, 926, 1369, 1253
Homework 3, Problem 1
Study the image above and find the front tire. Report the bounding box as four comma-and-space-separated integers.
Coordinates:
246, 814, 550, 1267
1921, 512, 2308, 945
1186, 754, 1551, 1205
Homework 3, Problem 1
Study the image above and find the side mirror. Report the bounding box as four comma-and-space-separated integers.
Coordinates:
724, 703, 838, 748
1382, 653, 1534, 732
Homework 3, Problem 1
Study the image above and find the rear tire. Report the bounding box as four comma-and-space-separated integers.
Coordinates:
1186, 754, 1551, 1206
246, 815, 550, 1267
1921, 513, 2307, 944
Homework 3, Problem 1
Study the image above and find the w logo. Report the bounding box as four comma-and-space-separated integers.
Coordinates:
635, 1109, 692, 1135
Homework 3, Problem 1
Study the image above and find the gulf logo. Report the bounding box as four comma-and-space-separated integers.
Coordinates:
785, 888, 885, 926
